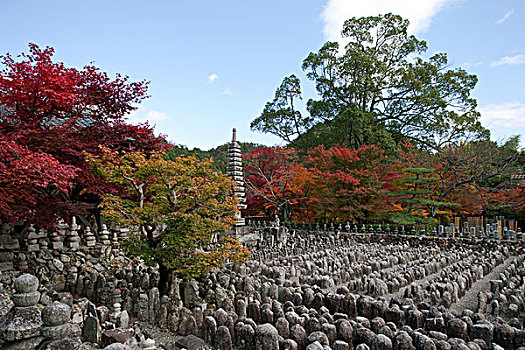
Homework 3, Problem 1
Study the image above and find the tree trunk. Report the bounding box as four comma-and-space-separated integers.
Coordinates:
158, 264, 177, 296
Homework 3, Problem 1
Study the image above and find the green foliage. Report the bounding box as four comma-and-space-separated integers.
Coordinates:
251, 75, 313, 143
86, 148, 250, 282
389, 167, 458, 225
207, 142, 261, 173
389, 213, 431, 226
251, 13, 488, 151
165, 142, 260, 174
292, 105, 397, 153
164, 144, 208, 161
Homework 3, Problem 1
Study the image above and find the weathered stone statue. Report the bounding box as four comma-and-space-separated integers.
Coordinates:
0, 274, 43, 349
273, 215, 280, 228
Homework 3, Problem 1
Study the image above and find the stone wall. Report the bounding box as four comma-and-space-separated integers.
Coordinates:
0, 273, 162, 349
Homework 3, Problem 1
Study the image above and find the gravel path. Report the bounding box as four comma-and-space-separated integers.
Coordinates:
382, 255, 516, 313
449, 255, 516, 313
296, 246, 517, 317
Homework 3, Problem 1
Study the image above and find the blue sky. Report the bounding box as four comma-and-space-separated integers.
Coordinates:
1, 0, 523, 149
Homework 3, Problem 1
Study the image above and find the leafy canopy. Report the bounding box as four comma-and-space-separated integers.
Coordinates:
86, 148, 250, 280
388, 167, 458, 225
243, 146, 296, 220
0, 44, 165, 227
0, 141, 76, 224
250, 75, 312, 143
304, 144, 389, 222
252, 13, 488, 151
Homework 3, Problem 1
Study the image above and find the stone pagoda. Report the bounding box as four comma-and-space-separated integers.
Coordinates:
227, 128, 247, 232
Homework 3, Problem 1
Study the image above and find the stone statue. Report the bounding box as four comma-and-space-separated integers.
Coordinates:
273, 215, 280, 228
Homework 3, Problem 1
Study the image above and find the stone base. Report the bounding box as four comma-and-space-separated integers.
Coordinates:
41, 323, 81, 339
0, 251, 13, 262
1, 336, 43, 350
0, 235, 20, 250
0, 306, 42, 341
65, 242, 80, 249
0, 262, 14, 271
27, 245, 39, 252
101, 328, 134, 347
12, 292, 40, 307
51, 242, 63, 250
35, 338, 80, 350
172, 335, 207, 350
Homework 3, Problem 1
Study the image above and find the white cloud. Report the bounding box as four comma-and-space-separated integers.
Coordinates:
128, 109, 171, 125
495, 9, 514, 25
320, 0, 458, 44
479, 102, 525, 128
207, 73, 218, 84
221, 89, 233, 96
491, 54, 525, 67
145, 111, 170, 122
461, 61, 482, 69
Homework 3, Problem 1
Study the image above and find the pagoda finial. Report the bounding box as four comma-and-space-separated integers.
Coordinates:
232, 128, 237, 142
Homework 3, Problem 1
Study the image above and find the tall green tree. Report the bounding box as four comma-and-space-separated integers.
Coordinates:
251, 74, 313, 143
292, 105, 396, 152
252, 14, 488, 150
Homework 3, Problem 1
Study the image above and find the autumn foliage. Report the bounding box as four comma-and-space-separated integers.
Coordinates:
242, 141, 523, 227
243, 144, 392, 223
305, 145, 390, 222
0, 44, 165, 228
243, 146, 296, 219
0, 141, 76, 224
86, 148, 250, 287
0, 43, 523, 240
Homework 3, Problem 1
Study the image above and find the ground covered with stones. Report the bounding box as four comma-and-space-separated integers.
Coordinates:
0, 230, 524, 349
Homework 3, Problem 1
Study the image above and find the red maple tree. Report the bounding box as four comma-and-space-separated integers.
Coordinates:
0, 141, 76, 225
0, 44, 166, 228
305, 144, 389, 223
243, 146, 296, 221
